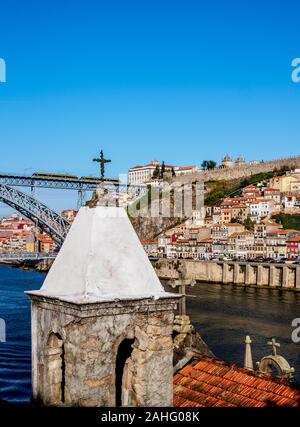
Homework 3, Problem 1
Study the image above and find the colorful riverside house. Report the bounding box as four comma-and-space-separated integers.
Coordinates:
287, 236, 300, 259
26, 233, 36, 252
197, 238, 212, 260
265, 229, 300, 259
141, 239, 158, 256
228, 231, 255, 260
36, 234, 55, 253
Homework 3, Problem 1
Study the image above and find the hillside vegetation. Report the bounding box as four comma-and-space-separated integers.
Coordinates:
271, 214, 300, 231
204, 168, 288, 206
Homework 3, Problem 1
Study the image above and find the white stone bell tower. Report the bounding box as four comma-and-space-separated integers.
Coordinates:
26, 206, 179, 407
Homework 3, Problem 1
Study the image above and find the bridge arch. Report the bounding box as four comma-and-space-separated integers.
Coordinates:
0, 183, 70, 245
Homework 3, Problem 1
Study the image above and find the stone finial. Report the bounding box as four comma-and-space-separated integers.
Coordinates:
267, 338, 280, 356
244, 335, 254, 371
88, 186, 118, 208
257, 338, 295, 380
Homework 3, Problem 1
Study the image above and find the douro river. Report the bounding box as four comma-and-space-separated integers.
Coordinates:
0, 265, 299, 403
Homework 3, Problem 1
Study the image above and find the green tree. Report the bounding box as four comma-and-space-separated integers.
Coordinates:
208, 160, 216, 169
152, 165, 160, 179
160, 161, 166, 179
243, 216, 255, 230
272, 213, 300, 230
201, 160, 216, 170
240, 179, 250, 187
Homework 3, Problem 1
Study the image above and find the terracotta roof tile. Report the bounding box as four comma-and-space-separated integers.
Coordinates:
173, 357, 300, 407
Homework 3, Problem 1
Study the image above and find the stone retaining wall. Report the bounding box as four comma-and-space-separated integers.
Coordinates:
155, 259, 300, 290
173, 155, 300, 184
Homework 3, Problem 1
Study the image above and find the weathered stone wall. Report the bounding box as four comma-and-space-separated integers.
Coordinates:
30, 296, 178, 407
173, 315, 214, 373
173, 155, 300, 184
155, 259, 300, 290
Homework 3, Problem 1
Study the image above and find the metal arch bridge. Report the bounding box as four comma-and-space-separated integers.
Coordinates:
0, 183, 70, 245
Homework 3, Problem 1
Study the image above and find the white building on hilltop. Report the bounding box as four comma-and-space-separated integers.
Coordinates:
220, 155, 234, 169
128, 160, 198, 185
220, 155, 251, 169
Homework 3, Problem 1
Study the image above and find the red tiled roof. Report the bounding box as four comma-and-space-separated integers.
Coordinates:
198, 238, 213, 243
129, 163, 176, 170
37, 234, 54, 243
287, 236, 300, 242
229, 231, 253, 238
141, 239, 158, 244
232, 204, 247, 209
176, 166, 196, 170
261, 219, 280, 226
266, 229, 300, 235
0, 231, 14, 238
174, 357, 300, 407
264, 188, 280, 192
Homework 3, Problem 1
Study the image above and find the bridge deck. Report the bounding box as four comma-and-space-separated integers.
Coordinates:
0, 252, 57, 261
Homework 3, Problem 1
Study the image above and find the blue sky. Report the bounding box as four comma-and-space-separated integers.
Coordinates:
0, 0, 300, 213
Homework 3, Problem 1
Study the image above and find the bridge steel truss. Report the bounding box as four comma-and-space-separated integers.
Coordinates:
0, 174, 148, 208
0, 174, 147, 194
0, 183, 70, 245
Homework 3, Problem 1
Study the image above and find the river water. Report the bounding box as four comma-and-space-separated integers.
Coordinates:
0, 265, 299, 403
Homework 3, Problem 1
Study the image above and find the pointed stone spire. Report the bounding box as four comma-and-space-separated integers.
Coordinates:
244, 335, 254, 371
28, 206, 174, 303
26, 205, 180, 407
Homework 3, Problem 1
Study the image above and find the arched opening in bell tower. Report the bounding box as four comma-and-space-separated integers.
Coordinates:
115, 338, 135, 407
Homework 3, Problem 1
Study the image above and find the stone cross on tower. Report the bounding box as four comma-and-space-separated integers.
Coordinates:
93, 150, 111, 179
26, 206, 180, 407
267, 338, 280, 356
